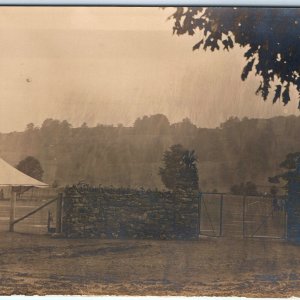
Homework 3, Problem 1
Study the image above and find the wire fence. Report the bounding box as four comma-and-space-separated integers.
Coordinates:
199, 193, 287, 239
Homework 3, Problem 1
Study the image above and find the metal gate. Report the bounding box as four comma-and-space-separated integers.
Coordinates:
199, 193, 287, 239
243, 195, 287, 239
199, 193, 223, 237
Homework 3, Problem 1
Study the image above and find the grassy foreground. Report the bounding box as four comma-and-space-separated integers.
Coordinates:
0, 232, 299, 296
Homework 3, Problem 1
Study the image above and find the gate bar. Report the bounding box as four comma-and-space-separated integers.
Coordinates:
251, 215, 270, 237
11, 196, 58, 227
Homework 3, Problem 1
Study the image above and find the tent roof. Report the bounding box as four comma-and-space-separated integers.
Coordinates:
0, 158, 48, 187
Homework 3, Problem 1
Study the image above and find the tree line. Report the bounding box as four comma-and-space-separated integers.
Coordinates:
0, 114, 300, 193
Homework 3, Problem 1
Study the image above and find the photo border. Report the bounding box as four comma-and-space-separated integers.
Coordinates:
0, 1, 298, 300
0, 0, 299, 7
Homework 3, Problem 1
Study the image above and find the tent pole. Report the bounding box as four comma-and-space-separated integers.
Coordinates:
9, 189, 17, 232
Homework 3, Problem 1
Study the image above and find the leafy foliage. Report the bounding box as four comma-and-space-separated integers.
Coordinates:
230, 181, 259, 196
268, 152, 300, 186
159, 144, 199, 191
16, 156, 44, 181
169, 7, 300, 108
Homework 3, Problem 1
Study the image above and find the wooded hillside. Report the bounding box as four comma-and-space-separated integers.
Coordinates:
1, 115, 299, 192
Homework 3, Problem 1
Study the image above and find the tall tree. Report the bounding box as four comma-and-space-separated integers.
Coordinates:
159, 144, 199, 191
16, 156, 44, 181
269, 152, 300, 186
169, 7, 300, 108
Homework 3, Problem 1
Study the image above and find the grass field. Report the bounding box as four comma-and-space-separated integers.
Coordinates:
0, 232, 300, 296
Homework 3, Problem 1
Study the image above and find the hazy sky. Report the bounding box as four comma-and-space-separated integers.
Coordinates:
0, 7, 299, 133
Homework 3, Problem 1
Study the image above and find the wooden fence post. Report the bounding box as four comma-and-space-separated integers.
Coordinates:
219, 193, 224, 237
242, 195, 246, 238
197, 193, 202, 238
9, 190, 17, 232
56, 193, 63, 233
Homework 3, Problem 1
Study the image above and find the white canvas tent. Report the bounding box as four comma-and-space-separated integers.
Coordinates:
0, 158, 48, 187
0, 158, 48, 232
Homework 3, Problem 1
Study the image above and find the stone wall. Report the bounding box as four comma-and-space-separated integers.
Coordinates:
62, 186, 199, 240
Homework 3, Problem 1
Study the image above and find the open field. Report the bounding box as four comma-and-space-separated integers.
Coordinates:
0, 232, 300, 296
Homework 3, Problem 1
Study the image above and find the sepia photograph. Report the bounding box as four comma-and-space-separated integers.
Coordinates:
0, 5, 300, 296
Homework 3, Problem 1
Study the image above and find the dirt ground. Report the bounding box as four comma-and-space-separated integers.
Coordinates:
0, 232, 300, 296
